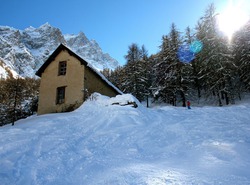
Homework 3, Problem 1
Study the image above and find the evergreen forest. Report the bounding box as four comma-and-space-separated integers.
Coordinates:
102, 4, 250, 107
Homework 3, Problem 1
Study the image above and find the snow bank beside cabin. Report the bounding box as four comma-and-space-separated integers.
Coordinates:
78, 93, 140, 108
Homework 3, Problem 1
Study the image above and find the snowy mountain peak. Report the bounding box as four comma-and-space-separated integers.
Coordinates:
0, 23, 119, 78
0, 26, 17, 33
64, 31, 89, 47
24, 26, 35, 32
39, 22, 51, 28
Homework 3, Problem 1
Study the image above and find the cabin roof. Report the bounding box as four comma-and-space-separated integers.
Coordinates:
35, 43, 122, 94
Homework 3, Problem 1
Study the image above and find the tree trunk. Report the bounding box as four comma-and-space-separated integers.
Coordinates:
225, 92, 229, 105
181, 91, 186, 107
217, 91, 222, 106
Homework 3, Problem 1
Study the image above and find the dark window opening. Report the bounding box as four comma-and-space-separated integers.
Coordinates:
58, 61, 67, 76
56, 86, 66, 104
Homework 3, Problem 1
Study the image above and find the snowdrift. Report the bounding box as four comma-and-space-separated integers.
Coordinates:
0, 93, 250, 185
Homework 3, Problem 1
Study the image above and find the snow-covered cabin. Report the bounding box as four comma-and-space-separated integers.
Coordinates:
36, 44, 122, 115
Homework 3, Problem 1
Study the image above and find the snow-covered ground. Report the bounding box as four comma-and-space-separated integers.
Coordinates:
0, 93, 250, 185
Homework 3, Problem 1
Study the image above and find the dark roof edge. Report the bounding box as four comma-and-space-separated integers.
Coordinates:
35, 43, 123, 95
35, 44, 87, 77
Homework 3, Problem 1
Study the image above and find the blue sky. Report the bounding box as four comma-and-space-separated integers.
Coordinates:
1, 0, 229, 65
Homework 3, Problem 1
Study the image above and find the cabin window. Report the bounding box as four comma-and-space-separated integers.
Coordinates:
58, 61, 67, 76
56, 86, 66, 104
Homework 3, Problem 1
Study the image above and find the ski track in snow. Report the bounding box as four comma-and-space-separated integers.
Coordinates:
0, 95, 250, 185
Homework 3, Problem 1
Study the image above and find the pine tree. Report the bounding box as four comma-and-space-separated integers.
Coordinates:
123, 43, 141, 98
122, 43, 150, 101
152, 35, 173, 103
192, 22, 205, 100
195, 4, 234, 105
232, 20, 250, 92
137, 45, 151, 101
110, 66, 125, 91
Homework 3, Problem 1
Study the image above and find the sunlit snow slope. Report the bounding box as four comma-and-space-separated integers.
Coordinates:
0, 93, 250, 185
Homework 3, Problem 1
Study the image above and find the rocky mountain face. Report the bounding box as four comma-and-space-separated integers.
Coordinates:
0, 23, 119, 78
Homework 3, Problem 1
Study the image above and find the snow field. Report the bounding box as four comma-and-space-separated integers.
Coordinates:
0, 93, 250, 184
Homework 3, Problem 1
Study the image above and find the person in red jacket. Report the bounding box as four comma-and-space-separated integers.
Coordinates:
187, 100, 191, 109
